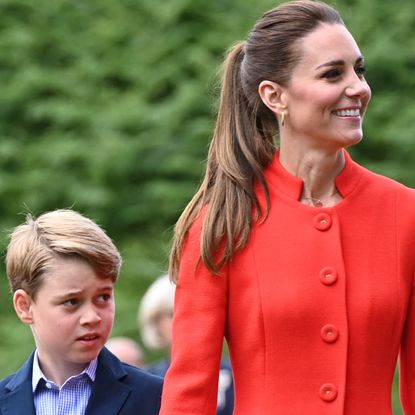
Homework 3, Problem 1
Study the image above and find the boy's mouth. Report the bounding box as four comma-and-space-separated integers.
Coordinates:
77, 333, 100, 341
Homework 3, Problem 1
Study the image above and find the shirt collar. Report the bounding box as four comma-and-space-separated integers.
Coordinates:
32, 349, 98, 392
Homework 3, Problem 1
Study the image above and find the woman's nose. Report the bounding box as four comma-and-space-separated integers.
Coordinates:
345, 74, 371, 100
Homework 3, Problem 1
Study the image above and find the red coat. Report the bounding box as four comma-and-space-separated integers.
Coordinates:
160, 151, 415, 414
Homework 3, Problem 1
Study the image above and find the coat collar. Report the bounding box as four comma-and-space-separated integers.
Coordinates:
264, 149, 362, 202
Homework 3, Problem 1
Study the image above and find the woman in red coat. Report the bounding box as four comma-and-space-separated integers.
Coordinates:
160, 1, 415, 414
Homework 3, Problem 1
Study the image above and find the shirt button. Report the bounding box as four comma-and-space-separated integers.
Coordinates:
319, 383, 338, 402
321, 324, 339, 343
313, 213, 332, 231
45, 382, 52, 389
319, 267, 338, 285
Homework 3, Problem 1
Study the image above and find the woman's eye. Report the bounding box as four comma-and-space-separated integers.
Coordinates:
322, 68, 341, 79
355, 66, 366, 78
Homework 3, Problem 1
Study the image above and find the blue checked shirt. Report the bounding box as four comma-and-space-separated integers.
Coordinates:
32, 350, 97, 415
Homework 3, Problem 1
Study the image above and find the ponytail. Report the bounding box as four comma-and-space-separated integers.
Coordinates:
169, 41, 276, 282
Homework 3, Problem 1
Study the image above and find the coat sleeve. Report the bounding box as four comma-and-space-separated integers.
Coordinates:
399, 187, 415, 412
159, 215, 228, 415
400, 279, 415, 412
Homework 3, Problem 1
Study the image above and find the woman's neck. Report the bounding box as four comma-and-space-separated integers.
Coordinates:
279, 144, 345, 207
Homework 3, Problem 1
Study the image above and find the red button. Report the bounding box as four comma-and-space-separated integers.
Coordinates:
319, 383, 338, 402
313, 213, 332, 231
321, 324, 339, 343
319, 267, 338, 285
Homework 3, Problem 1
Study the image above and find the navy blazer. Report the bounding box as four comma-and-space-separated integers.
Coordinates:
0, 347, 163, 415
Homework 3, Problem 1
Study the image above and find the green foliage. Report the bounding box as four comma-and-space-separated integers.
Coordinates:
0, 1, 412, 411
0, 0, 279, 375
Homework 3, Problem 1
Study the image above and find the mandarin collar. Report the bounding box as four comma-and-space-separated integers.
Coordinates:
265, 149, 362, 201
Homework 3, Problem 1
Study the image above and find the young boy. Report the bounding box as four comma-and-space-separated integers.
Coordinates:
0, 209, 162, 415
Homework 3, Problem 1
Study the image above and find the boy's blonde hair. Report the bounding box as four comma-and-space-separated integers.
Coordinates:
6, 209, 122, 299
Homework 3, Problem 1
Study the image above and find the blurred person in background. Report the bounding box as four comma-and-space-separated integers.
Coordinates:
106, 336, 144, 368
138, 275, 234, 415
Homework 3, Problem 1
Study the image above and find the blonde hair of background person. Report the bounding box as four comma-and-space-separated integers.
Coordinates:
138, 275, 235, 415
138, 274, 175, 352
1, 209, 163, 415
160, 0, 415, 414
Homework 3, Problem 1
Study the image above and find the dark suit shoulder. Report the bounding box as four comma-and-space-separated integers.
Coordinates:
120, 366, 162, 415
0, 356, 36, 415
0, 372, 15, 391
120, 363, 163, 391
0, 353, 34, 394
87, 348, 162, 415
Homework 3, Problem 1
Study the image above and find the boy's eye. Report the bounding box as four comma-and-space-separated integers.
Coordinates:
63, 298, 79, 307
97, 293, 112, 303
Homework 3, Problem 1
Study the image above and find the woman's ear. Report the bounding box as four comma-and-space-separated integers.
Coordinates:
13, 289, 34, 324
258, 80, 287, 115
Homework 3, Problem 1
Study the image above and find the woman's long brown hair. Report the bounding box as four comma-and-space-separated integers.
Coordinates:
169, 1, 343, 281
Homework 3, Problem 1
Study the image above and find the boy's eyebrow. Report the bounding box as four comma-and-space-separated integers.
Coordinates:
98, 285, 115, 292
55, 285, 114, 298
54, 290, 83, 299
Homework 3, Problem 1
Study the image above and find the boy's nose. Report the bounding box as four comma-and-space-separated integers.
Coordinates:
80, 305, 102, 325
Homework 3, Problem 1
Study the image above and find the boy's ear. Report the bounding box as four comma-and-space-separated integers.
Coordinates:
13, 289, 34, 324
